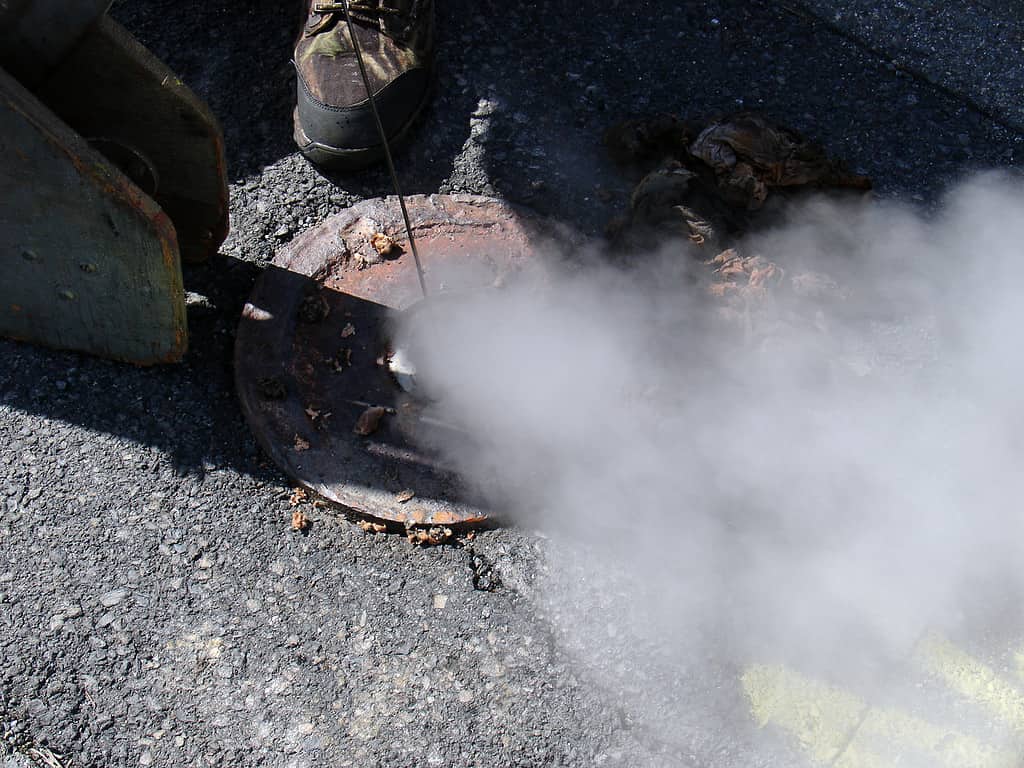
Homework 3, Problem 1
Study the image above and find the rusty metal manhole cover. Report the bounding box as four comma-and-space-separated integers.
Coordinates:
235, 194, 546, 526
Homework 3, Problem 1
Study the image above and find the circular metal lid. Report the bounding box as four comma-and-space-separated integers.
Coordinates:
235, 194, 546, 525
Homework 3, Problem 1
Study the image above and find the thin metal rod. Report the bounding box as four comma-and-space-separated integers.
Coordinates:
341, 0, 429, 299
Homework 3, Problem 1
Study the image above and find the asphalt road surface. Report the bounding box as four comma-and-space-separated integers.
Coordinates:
2, 1, 1022, 767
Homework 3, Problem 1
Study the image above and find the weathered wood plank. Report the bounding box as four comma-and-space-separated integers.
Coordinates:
0, 65, 187, 364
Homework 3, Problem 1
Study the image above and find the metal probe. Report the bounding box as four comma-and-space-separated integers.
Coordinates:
341, 0, 430, 300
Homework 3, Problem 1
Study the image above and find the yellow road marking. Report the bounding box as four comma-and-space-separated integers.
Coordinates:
742, 663, 1017, 768
742, 664, 863, 764
918, 635, 1024, 732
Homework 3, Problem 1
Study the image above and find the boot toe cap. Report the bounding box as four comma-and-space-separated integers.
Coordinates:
294, 66, 431, 168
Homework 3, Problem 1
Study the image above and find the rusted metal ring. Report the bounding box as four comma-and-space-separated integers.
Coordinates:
235, 194, 546, 526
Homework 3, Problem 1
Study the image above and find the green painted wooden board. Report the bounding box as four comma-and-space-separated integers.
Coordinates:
0, 65, 187, 364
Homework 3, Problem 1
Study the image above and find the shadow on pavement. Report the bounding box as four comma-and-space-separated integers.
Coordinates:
0, 255, 277, 483
0, 253, 487, 518
464, 0, 1017, 233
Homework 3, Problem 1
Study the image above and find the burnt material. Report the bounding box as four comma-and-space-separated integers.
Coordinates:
235, 194, 544, 525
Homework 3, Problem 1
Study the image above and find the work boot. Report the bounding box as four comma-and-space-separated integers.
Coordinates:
293, 0, 434, 169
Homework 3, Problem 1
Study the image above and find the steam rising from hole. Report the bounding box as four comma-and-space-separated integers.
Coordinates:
395, 173, 1024, 760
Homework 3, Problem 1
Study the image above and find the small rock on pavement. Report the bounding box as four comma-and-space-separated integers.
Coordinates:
99, 588, 129, 607
432, 594, 448, 610
184, 292, 217, 315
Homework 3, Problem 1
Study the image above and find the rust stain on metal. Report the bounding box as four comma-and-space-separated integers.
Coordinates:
235, 195, 548, 526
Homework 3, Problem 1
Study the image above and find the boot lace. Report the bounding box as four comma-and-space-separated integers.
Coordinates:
305, 0, 422, 42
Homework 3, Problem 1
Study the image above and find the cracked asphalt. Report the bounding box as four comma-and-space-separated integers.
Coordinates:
1, 1, 1022, 766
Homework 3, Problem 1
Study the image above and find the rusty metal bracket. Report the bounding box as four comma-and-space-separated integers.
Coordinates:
0, 66, 187, 364
0, 1, 228, 363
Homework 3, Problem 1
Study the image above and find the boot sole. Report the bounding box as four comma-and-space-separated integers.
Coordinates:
293, 75, 434, 172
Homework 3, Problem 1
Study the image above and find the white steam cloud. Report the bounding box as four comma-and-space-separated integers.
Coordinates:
397, 173, 1024, 765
